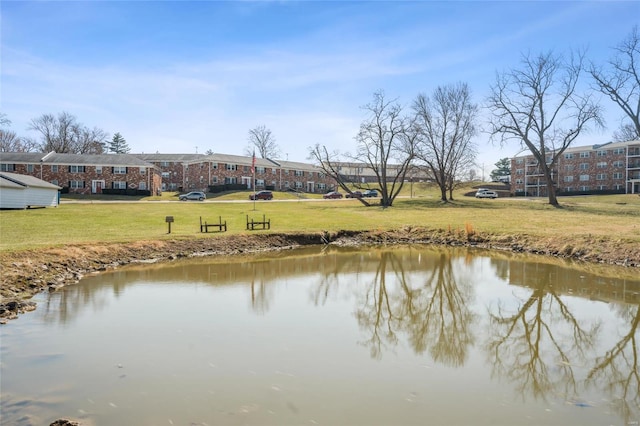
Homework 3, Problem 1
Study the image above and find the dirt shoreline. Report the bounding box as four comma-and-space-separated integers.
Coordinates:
1, 227, 639, 322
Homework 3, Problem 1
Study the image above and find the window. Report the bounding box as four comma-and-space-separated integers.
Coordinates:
580, 186, 589, 191
243, 165, 249, 172
161, 161, 170, 167
564, 153, 574, 159
256, 167, 265, 174
70, 180, 84, 188
516, 169, 523, 175
565, 187, 573, 192
212, 176, 218, 184
169, 183, 178, 190
212, 163, 218, 169
285, 170, 290, 175
613, 148, 625, 155
580, 152, 590, 158
112, 181, 126, 189
51, 165, 58, 172
69, 165, 85, 173
596, 173, 606, 180
161, 172, 170, 178
139, 182, 147, 190
318, 183, 326, 190
199, 176, 204, 183
613, 160, 624, 168
597, 150, 607, 157
272, 168, 276, 174
140, 167, 146, 174
113, 166, 126, 174
224, 177, 237, 184
295, 181, 303, 188
564, 176, 574, 182
226, 164, 237, 171
597, 162, 607, 168
256, 179, 265, 186
96, 166, 102, 174
613, 172, 623, 179
516, 178, 523, 184
516, 159, 524, 164
615, 184, 623, 190
295, 170, 304, 177
284, 181, 290, 188
579, 163, 588, 170
579, 174, 589, 181
27, 164, 34, 172
318, 172, 325, 178
51, 180, 58, 186
597, 185, 607, 190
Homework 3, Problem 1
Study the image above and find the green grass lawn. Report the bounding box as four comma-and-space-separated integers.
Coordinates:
2, 185, 638, 252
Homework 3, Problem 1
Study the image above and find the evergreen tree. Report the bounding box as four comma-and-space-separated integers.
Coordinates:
109, 132, 130, 154
490, 157, 511, 182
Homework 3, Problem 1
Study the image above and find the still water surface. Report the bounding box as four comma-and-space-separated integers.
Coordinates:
1, 245, 639, 425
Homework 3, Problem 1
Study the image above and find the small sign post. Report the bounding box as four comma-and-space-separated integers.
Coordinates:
165, 216, 174, 234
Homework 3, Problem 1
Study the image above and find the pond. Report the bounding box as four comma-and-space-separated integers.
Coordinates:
1, 245, 639, 425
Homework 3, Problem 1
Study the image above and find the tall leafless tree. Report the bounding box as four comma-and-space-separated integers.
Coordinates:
0, 113, 38, 152
488, 51, 603, 206
590, 26, 640, 142
245, 125, 280, 159
413, 83, 479, 202
309, 91, 417, 207
28, 112, 107, 154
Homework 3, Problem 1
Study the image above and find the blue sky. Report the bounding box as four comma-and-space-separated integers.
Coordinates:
2, 1, 639, 172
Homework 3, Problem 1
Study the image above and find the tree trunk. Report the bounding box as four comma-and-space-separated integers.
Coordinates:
544, 167, 559, 206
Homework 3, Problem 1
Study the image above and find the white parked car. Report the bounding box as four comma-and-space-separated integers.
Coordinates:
475, 190, 498, 199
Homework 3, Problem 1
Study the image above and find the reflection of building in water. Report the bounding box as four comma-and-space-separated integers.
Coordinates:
503, 260, 640, 305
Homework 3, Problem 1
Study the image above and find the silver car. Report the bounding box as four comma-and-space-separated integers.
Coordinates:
475, 190, 498, 199
179, 191, 206, 201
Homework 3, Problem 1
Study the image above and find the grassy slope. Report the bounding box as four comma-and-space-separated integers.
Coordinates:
1, 184, 638, 252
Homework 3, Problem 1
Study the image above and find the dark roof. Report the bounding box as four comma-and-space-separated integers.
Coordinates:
0, 172, 61, 189
132, 153, 207, 162
0, 152, 155, 167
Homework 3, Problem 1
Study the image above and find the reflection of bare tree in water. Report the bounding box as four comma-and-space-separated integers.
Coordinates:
41, 282, 110, 325
486, 280, 600, 401
586, 304, 640, 421
354, 251, 475, 365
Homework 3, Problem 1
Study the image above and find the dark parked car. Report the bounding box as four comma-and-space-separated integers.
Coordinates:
250, 190, 273, 200
323, 191, 343, 199
363, 189, 378, 198
179, 191, 206, 201
345, 191, 363, 198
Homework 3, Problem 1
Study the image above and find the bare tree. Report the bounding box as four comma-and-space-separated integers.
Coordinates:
0, 113, 10, 127
488, 51, 603, 206
28, 112, 107, 154
310, 91, 416, 208
413, 83, 479, 202
0, 114, 38, 152
245, 125, 280, 159
590, 26, 640, 141
613, 123, 639, 142
72, 126, 108, 154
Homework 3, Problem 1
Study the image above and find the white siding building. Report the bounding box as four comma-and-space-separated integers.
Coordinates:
0, 172, 61, 209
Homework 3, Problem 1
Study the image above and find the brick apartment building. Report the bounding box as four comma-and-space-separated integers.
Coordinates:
0, 151, 339, 196
134, 153, 338, 193
0, 152, 162, 195
510, 140, 640, 196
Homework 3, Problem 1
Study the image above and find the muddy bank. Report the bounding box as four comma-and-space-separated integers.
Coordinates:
1, 228, 639, 322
